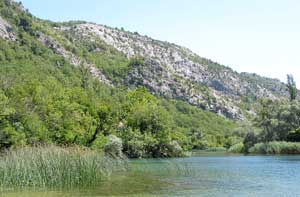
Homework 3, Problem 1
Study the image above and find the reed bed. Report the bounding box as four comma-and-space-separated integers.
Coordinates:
0, 146, 126, 189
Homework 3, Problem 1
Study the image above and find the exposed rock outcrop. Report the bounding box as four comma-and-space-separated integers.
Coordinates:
0, 16, 16, 41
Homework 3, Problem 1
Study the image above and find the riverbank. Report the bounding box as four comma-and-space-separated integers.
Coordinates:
3, 154, 300, 196
228, 141, 300, 154
248, 141, 300, 154
0, 142, 300, 191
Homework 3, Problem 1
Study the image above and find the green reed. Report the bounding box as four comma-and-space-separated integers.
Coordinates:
0, 146, 126, 190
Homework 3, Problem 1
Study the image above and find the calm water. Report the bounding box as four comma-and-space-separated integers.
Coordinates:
2, 154, 300, 197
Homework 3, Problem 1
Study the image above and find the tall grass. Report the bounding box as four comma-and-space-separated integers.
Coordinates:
0, 146, 127, 189
249, 141, 300, 154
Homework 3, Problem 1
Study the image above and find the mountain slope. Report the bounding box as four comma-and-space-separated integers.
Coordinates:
0, 0, 244, 156
0, 0, 293, 156
53, 23, 288, 120
0, 1, 290, 121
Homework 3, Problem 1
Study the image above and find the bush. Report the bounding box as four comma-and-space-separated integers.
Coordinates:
243, 131, 258, 153
228, 142, 244, 153
121, 128, 146, 158
254, 99, 300, 142
249, 141, 300, 154
104, 135, 123, 158
166, 140, 185, 157
91, 133, 108, 151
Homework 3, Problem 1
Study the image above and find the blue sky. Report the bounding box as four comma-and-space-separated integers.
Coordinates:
19, 0, 300, 83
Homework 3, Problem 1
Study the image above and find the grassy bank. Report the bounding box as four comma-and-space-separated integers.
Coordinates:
228, 141, 300, 154
248, 141, 300, 154
0, 146, 126, 190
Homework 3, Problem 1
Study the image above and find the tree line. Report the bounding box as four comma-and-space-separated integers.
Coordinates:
243, 74, 300, 153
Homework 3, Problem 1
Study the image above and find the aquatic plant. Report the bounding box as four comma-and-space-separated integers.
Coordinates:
0, 146, 127, 189
130, 159, 196, 177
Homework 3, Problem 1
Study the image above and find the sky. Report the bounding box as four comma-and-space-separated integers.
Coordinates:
19, 0, 300, 83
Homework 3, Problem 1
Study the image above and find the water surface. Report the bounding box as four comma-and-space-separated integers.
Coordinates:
3, 154, 300, 196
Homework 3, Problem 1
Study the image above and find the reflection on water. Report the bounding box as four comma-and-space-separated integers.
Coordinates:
2, 154, 300, 197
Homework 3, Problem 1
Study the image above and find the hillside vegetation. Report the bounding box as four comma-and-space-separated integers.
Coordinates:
0, 0, 243, 158
0, 0, 298, 158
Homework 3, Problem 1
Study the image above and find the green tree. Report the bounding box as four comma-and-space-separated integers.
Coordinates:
254, 99, 280, 141
243, 132, 258, 153
253, 99, 300, 144
287, 74, 297, 101
120, 87, 181, 157
0, 90, 26, 148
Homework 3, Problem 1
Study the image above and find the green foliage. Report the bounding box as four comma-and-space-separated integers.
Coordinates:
61, 29, 130, 84
0, 1, 242, 158
120, 87, 181, 158
88, 52, 129, 83
243, 131, 259, 153
287, 74, 297, 101
91, 133, 108, 150
242, 96, 300, 153
228, 142, 244, 153
249, 141, 300, 154
104, 135, 123, 158
0, 90, 26, 148
0, 146, 126, 189
161, 100, 240, 149
0, 35, 114, 148
254, 99, 300, 142
128, 56, 145, 67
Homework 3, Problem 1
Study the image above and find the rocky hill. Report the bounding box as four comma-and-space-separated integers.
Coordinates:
55, 23, 289, 120
0, 0, 290, 120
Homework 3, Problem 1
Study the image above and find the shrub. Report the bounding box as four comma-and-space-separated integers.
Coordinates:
104, 135, 123, 158
249, 141, 300, 154
166, 140, 185, 157
243, 131, 258, 153
228, 142, 244, 153
120, 128, 146, 158
91, 133, 108, 151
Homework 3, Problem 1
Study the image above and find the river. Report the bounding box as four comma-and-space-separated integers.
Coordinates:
3, 153, 300, 196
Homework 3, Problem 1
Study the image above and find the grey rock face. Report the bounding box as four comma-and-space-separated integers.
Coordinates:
0, 16, 16, 41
